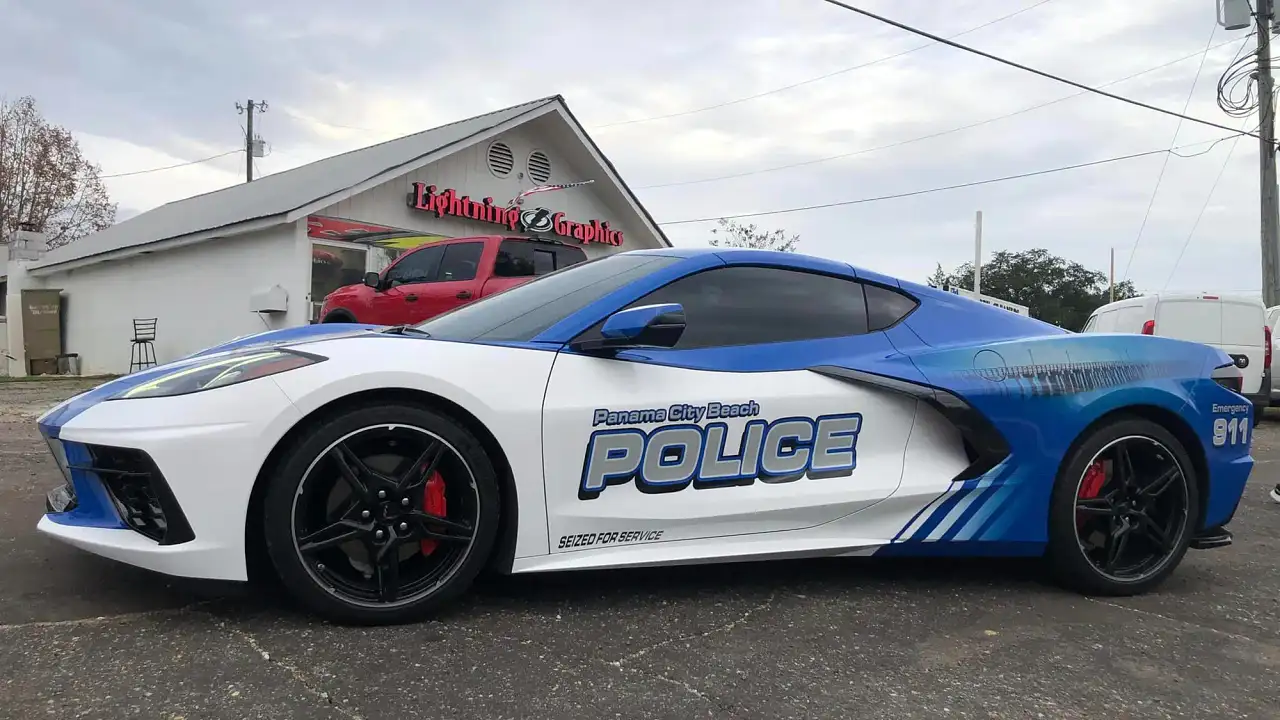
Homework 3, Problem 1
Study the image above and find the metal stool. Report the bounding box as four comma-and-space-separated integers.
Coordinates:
129, 318, 158, 373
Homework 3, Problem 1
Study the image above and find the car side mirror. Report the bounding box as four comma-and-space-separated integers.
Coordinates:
363, 271, 382, 290
572, 303, 686, 354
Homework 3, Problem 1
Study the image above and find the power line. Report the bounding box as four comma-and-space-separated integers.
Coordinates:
1218, 13, 1263, 117
593, 0, 1054, 129
659, 134, 1243, 226
98, 149, 243, 179
636, 37, 1244, 190
1167, 128, 1244, 288
1120, 23, 1220, 282
816, 0, 1265, 141
280, 1, 1054, 138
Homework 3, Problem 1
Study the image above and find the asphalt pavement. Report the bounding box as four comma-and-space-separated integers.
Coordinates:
1, 378, 1278, 719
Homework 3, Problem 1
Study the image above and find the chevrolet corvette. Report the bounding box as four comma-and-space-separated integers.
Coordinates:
36, 247, 1254, 624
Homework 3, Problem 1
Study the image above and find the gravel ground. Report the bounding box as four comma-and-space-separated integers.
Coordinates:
0, 378, 1278, 720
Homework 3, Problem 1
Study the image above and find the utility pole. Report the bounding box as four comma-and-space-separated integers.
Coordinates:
235, 99, 268, 183
1257, 0, 1279, 307
1110, 247, 1116, 302
973, 210, 983, 296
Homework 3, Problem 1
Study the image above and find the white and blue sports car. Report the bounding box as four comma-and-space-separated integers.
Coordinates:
37, 248, 1254, 624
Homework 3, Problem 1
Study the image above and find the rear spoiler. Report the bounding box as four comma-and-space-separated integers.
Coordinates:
1211, 360, 1245, 393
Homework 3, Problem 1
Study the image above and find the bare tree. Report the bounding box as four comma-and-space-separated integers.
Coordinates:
0, 96, 116, 248
707, 218, 799, 252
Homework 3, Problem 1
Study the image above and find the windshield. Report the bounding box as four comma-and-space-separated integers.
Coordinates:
416, 252, 683, 342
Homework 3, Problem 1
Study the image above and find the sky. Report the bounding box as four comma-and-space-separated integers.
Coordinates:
1, 0, 1268, 294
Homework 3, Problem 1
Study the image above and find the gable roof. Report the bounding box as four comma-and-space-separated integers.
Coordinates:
36, 95, 660, 271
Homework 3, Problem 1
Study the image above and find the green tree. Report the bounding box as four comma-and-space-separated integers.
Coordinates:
708, 218, 799, 252
930, 248, 1138, 330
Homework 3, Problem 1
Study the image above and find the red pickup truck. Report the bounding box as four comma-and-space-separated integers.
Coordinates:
317, 235, 588, 325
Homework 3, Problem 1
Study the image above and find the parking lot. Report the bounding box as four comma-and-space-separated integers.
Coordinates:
0, 379, 1278, 719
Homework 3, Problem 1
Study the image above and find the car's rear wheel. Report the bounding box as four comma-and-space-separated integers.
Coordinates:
262, 402, 499, 625
1047, 417, 1198, 596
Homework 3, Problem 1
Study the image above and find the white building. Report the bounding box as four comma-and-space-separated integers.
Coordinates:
3, 95, 670, 376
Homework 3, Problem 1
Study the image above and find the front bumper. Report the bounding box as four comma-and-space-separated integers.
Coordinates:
35, 377, 304, 581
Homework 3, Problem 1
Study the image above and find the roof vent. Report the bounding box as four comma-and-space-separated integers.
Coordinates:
528, 150, 552, 183
486, 141, 515, 177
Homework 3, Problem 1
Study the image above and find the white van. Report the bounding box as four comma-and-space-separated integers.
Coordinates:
1082, 293, 1271, 415
1267, 304, 1280, 404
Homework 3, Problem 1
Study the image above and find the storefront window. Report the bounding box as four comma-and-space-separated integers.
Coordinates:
311, 242, 368, 320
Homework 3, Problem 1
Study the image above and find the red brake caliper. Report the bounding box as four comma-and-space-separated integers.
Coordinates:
420, 472, 447, 556
1077, 460, 1107, 526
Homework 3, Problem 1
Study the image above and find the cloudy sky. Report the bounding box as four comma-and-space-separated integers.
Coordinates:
2, 0, 1267, 294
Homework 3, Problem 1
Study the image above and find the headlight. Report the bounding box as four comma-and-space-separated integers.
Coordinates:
111, 349, 325, 400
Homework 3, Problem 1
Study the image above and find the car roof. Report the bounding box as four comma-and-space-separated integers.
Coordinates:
620, 247, 895, 284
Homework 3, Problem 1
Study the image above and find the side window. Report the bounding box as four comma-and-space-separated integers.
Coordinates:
494, 240, 536, 277
608, 266, 870, 349
864, 283, 919, 330
438, 242, 484, 282
386, 245, 444, 286
1081, 314, 1098, 333
494, 240, 587, 278
532, 248, 557, 274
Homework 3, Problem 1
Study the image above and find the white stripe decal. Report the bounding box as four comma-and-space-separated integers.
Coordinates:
897, 489, 952, 540
925, 478, 995, 541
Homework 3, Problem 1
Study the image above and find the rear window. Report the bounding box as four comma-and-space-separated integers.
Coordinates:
493, 239, 587, 278
1221, 301, 1265, 347
1156, 300, 1221, 345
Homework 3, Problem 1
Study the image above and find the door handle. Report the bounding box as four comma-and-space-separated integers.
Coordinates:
405, 294, 418, 302
456, 290, 473, 299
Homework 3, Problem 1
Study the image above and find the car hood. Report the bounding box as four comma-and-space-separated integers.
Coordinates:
37, 323, 389, 437
185, 322, 387, 359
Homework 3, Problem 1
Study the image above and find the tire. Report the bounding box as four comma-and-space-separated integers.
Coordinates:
1046, 416, 1199, 597
322, 312, 355, 323
262, 401, 500, 625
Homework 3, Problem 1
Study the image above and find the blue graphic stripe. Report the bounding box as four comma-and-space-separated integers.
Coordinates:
953, 480, 1018, 541
939, 465, 1016, 541
976, 487, 1034, 541
909, 477, 984, 541
892, 490, 948, 541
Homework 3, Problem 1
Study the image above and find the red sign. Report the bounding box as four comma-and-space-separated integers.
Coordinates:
407, 182, 624, 246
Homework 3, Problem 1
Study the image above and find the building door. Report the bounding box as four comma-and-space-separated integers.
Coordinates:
310, 241, 368, 323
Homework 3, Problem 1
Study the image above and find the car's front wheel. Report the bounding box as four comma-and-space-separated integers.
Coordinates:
1047, 417, 1199, 596
262, 401, 499, 625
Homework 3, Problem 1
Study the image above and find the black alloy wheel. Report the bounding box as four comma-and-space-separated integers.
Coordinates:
263, 403, 499, 624
1048, 417, 1199, 596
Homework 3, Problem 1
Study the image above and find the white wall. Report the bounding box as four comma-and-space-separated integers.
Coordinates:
26, 225, 302, 375
317, 124, 665, 260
